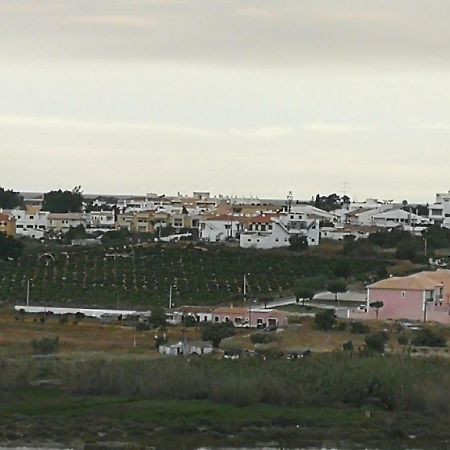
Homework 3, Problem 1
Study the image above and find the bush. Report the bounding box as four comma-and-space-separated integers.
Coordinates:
31, 336, 59, 354
335, 321, 347, 331
411, 328, 447, 348
182, 316, 197, 327
342, 340, 354, 351
314, 309, 336, 331
350, 321, 370, 334
365, 331, 388, 353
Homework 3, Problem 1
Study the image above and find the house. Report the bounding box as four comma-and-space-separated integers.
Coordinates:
0, 213, 16, 237
371, 208, 430, 228
86, 210, 115, 230
349, 270, 450, 324
320, 225, 376, 241
175, 306, 213, 323
429, 190, 450, 229
47, 213, 85, 234
240, 214, 320, 249
199, 215, 245, 242
11, 206, 49, 239
159, 340, 213, 356
212, 307, 288, 328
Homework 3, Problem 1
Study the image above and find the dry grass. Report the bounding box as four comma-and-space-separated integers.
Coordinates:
0, 309, 201, 358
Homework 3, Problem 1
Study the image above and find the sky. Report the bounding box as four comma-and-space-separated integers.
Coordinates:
1, 0, 450, 203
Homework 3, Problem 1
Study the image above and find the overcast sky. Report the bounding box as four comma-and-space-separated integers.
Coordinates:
2, 0, 450, 202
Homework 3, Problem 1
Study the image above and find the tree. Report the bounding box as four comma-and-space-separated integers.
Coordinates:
294, 283, 315, 306
64, 225, 87, 243
150, 304, 167, 328
314, 309, 336, 331
0, 234, 24, 260
289, 234, 308, 252
369, 301, 384, 320
43, 187, 83, 213
0, 188, 23, 209
327, 278, 347, 302
333, 257, 352, 279
201, 322, 235, 347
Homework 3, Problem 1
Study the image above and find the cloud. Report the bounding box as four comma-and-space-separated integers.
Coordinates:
301, 123, 371, 133
232, 126, 295, 139
67, 15, 154, 27
0, 115, 215, 137
422, 123, 450, 131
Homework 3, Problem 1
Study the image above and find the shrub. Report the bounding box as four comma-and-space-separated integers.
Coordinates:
411, 328, 447, 348
314, 309, 336, 331
365, 331, 388, 353
31, 336, 60, 354
342, 340, 354, 351
350, 321, 370, 334
182, 316, 197, 327
335, 321, 347, 331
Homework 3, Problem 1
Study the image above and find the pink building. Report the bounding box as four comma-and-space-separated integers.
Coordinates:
350, 270, 450, 324
212, 307, 288, 328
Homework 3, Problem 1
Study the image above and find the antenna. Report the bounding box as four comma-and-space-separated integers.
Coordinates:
286, 191, 293, 213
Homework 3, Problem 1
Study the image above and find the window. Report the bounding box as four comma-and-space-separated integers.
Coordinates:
401, 291, 406, 299
214, 316, 219, 323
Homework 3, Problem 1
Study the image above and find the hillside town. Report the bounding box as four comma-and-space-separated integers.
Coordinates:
2, 187, 450, 328
2, 188, 448, 247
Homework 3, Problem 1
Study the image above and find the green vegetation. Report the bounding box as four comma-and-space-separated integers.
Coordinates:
201, 322, 235, 347
327, 278, 347, 302
0, 244, 387, 307
31, 336, 59, 354
350, 321, 370, 334
314, 309, 336, 331
0, 187, 23, 208
411, 327, 447, 348
42, 186, 83, 213
0, 234, 23, 261
365, 331, 389, 353
3, 354, 446, 417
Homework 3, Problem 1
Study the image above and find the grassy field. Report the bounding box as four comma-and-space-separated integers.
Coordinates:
0, 387, 427, 450
1, 308, 449, 449
1, 355, 450, 449
0, 242, 388, 307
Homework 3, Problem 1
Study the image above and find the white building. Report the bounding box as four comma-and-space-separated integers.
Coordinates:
290, 204, 340, 224
10, 207, 49, 239
86, 210, 115, 229
371, 208, 431, 228
199, 215, 245, 242
429, 190, 450, 229
240, 213, 320, 249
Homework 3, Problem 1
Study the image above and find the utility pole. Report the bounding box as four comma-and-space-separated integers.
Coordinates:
26, 279, 31, 306
169, 284, 173, 309
243, 274, 248, 302
424, 237, 428, 257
